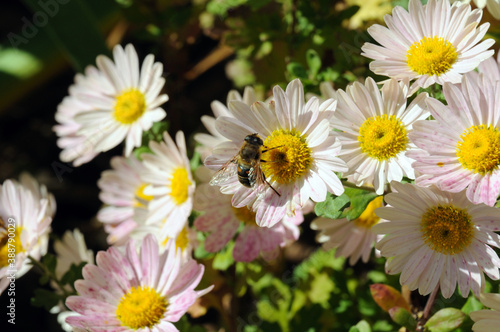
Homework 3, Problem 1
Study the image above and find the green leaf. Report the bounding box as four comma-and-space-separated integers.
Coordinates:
388, 307, 416, 331
314, 192, 350, 219
61, 262, 87, 287
306, 49, 321, 77
349, 320, 371, 332
21, 0, 111, 71
293, 248, 344, 282
287, 62, 308, 80
461, 296, 483, 315
343, 187, 379, 221
307, 271, 334, 307
42, 253, 57, 275
425, 308, 466, 332
31, 289, 61, 311
212, 241, 235, 270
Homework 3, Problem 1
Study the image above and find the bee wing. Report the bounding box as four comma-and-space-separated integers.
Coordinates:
209, 156, 238, 186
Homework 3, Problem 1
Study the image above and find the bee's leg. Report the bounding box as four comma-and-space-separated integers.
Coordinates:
262, 145, 284, 153
260, 159, 287, 163
261, 170, 281, 196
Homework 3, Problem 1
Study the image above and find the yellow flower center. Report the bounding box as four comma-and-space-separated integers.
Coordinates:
406, 36, 457, 76
162, 226, 190, 252
114, 89, 146, 124
134, 183, 154, 207
353, 196, 383, 228
232, 206, 257, 226
261, 129, 312, 184
116, 286, 167, 329
420, 205, 474, 255
0, 225, 24, 268
358, 115, 408, 160
170, 168, 191, 205
456, 125, 500, 175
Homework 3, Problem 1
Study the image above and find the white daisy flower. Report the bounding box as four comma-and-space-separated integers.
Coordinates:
51, 229, 94, 332
373, 182, 500, 298
361, 0, 494, 89
141, 131, 195, 238
332, 77, 429, 194
408, 75, 500, 206
97, 154, 152, 246
470, 293, 500, 331
311, 196, 386, 265
0, 179, 52, 294
194, 86, 259, 161
18, 172, 56, 219
478, 51, 500, 82
54, 44, 168, 165
65, 235, 212, 331
205, 79, 348, 228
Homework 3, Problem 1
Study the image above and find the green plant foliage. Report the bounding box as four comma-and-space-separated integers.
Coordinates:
425, 308, 466, 332
31, 289, 61, 311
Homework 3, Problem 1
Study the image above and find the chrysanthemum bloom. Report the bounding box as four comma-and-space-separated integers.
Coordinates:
0, 179, 52, 294
361, 0, 494, 89
193, 180, 304, 262
51, 229, 94, 332
194, 86, 259, 160
54, 44, 168, 165
65, 234, 212, 331
408, 75, 500, 206
205, 79, 347, 227
141, 131, 195, 238
373, 182, 500, 298
311, 196, 386, 265
332, 78, 429, 194
97, 155, 152, 245
19, 172, 57, 219
477, 51, 500, 82
470, 293, 500, 331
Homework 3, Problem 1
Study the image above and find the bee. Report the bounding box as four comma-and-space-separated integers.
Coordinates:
210, 133, 281, 196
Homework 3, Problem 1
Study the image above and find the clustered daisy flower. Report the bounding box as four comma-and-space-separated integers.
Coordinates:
362, 0, 494, 89
193, 177, 304, 262
470, 293, 500, 331
205, 79, 348, 227
408, 75, 500, 206
54, 44, 169, 165
311, 196, 386, 265
65, 234, 212, 331
97, 154, 152, 246
141, 131, 195, 239
332, 78, 429, 194
374, 181, 500, 298
0, 178, 53, 294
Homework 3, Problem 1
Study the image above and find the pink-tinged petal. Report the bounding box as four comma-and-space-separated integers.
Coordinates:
165, 290, 198, 322
233, 227, 261, 262
204, 217, 239, 252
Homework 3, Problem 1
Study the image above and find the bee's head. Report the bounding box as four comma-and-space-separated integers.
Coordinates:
245, 134, 263, 146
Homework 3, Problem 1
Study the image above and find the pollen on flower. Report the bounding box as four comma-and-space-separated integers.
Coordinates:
0, 224, 24, 268
232, 206, 257, 226
261, 129, 312, 184
456, 125, 500, 175
134, 183, 154, 207
114, 89, 146, 124
406, 36, 457, 76
420, 205, 474, 255
116, 286, 167, 329
163, 226, 190, 251
358, 114, 408, 160
437, 162, 444, 167
170, 168, 192, 205
354, 196, 383, 228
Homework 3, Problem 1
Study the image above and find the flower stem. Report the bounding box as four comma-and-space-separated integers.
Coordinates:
423, 284, 440, 319
28, 255, 73, 299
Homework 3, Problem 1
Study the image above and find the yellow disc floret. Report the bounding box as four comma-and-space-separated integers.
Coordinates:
114, 89, 146, 124
456, 125, 500, 175
420, 205, 474, 255
0, 225, 24, 268
261, 129, 312, 184
354, 196, 384, 229
358, 114, 408, 160
170, 168, 191, 205
116, 286, 167, 329
134, 183, 154, 207
232, 206, 257, 226
407, 36, 457, 76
